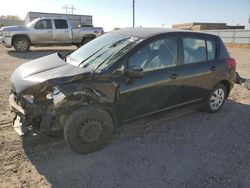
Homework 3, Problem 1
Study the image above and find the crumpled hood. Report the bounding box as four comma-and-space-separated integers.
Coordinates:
11, 53, 93, 94
1, 25, 27, 32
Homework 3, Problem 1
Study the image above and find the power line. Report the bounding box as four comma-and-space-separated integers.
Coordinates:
63, 4, 76, 14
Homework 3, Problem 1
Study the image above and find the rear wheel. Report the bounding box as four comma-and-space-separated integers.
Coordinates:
76, 37, 94, 48
13, 37, 30, 52
64, 106, 113, 154
82, 37, 94, 44
206, 84, 227, 113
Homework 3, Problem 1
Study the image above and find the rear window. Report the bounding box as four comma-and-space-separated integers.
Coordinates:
183, 38, 206, 64
54, 19, 68, 29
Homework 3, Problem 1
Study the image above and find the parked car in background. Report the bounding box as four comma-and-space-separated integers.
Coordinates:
9, 28, 236, 154
0, 17, 103, 52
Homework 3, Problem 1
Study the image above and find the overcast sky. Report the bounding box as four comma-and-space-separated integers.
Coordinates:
0, 0, 249, 31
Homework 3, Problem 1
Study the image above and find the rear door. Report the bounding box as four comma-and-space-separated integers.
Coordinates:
178, 34, 219, 102
53, 19, 71, 43
31, 19, 54, 44
119, 36, 183, 120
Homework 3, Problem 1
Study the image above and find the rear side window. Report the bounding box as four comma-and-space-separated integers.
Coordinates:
35, 19, 52, 29
54, 19, 68, 29
207, 39, 216, 61
183, 38, 206, 64
219, 39, 230, 59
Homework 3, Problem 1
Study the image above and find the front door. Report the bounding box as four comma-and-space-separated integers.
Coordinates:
119, 36, 183, 121
31, 19, 54, 44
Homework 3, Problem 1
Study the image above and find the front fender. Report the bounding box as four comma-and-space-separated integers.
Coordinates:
58, 81, 119, 111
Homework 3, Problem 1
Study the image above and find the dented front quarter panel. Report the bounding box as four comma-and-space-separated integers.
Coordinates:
10, 52, 120, 132
57, 74, 119, 117
39, 75, 119, 131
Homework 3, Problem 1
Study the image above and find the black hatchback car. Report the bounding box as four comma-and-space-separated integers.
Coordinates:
9, 28, 236, 153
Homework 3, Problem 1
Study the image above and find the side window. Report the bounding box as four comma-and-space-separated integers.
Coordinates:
183, 38, 206, 64
54, 19, 68, 29
129, 37, 177, 71
207, 39, 216, 61
35, 19, 52, 29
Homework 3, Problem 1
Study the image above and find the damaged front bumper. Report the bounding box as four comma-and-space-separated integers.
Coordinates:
9, 93, 26, 116
9, 93, 29, 135
9, 89, 67, 136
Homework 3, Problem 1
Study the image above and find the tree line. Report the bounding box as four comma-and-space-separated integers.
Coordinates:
0, 15, 21, 20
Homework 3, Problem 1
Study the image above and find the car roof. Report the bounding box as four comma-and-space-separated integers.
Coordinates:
114, 27, 217, 39
114, 28, 188, 39
38, 17, 68, 20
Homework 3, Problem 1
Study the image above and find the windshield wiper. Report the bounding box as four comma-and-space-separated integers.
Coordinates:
82, 63, 90, 68
94, 40, 140, 72
77, 46, 107, 67
109, 38, 129, 48
94, 51, 116, 71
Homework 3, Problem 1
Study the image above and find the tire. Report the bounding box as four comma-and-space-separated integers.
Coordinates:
82, 37, 94, 45
206, 84, 227, 113
64, 105, 113, 154
13, 37, 30, 52
76, 37, 94, 48
75, 44, 82, 48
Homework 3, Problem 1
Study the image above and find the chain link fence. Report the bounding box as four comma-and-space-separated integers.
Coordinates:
201, 29, 250, 44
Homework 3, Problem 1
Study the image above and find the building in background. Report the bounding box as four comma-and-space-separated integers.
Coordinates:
25, 12, 93, 27
172, 22, 245, 30
0, 19, 24, 27
0, 12, 93, 28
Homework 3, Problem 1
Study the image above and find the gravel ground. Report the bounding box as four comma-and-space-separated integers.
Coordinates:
0, 46, 249, 188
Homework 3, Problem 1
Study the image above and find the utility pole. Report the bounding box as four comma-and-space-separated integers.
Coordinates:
63, 4, 75, 14
133, 0, 135, 28
248, 15, 250, 29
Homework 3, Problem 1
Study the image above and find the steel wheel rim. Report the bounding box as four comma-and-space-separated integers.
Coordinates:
16, 40, 28, 51
79, 119, 103, 143
209, 88, 225, 110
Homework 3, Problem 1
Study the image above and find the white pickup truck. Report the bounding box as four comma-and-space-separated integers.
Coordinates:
0, 17, 103, 52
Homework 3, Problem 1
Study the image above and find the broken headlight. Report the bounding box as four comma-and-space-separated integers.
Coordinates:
22, 94, 34, 104
46, 87, 65, 105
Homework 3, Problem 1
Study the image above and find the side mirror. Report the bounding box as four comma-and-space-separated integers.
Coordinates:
112, 65, 125, 76
127, 66, 144, 78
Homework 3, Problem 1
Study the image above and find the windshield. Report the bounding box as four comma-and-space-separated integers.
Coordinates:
26, 18, 40, 27
67, 33, 142, 71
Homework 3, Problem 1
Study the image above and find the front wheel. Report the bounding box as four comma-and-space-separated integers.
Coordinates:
206, 84, 227, 113
13, 37, 30, 52
64, 106, 114, 154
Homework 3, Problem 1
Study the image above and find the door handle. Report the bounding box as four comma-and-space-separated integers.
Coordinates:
47, 31, 53, 33
169, 73, 180, 80
210, 66, 217, 71
64, 30, 69, 33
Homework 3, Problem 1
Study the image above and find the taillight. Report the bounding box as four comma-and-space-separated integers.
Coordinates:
226, 58, 236, 70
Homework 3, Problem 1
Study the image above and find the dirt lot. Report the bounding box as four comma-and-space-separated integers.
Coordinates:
0, 45, 250, 188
